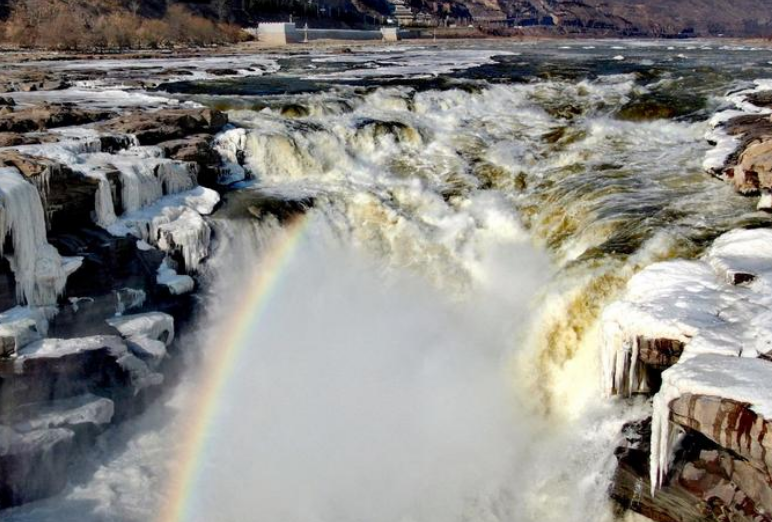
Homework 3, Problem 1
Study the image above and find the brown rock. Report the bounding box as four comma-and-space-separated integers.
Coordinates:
637, 336, 685, 368
0, 133, 48, 148
669, 394, 772, 477
100, 108, 228, 146
612, 419, 772, 522
738, 140, 772, 193
0, 104, 113, 133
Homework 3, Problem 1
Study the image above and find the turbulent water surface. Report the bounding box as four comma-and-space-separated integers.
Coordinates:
4, 40, 772, 522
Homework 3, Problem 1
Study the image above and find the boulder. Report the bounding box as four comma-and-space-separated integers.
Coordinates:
0, 425, 74, 508
0, 132, 52, 148
737, 139, 772, 194
100, 108, 228, 146
0, 103, 113, 133
158, 134, 222, 187
0, 335, 162, 408
745, 91, 772, 109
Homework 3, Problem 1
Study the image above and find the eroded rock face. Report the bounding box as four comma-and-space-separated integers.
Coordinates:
612, 419, 772, 522
670, 394, 772, 478
100, 108, 228, 145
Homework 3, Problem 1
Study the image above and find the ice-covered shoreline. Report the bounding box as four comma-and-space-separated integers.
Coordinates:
604, 78, 772, 520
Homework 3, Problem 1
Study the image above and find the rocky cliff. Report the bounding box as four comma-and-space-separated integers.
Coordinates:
3, 0, 772, 37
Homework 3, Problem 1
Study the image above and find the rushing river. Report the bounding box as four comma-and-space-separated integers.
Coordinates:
3, 39, 772, 522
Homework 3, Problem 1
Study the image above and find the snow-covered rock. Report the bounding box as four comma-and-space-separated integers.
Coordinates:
107, 312, 174, 367
8, 394, 114, 434
0, 306, 48, 356
601, 227, 772, 503
13, 335, 162, 396
602, 228, 772, 398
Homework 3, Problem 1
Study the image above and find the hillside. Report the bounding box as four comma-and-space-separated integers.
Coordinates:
2, 0, 772, 41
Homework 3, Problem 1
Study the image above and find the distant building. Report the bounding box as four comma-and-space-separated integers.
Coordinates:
387, 0, 414, 26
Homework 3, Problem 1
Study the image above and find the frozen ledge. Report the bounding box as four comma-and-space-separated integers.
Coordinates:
600, 228, 772, 493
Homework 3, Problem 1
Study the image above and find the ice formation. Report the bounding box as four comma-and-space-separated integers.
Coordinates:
107, 187, 218, 272
0, 306, 48, 355
601, 228, 772, 492
114, 288, 147, 316
8, 134, 215, 277
156, 258, 195, 295
11, 394, 115, 433
0, 167, 78, 306
107, 312, 174, 367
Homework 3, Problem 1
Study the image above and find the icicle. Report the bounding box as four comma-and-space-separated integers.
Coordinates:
115, 288, 147, 316
82, 170, 118, 227
0, 167, 74, 306
156, 160, 197, 195
649, 384, 684, 494
156, 208, 211, 272
115, 160, 164, 214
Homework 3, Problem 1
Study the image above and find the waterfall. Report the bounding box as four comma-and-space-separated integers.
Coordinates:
5, 43, 769, 522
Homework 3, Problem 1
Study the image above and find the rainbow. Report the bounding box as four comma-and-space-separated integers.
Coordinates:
157, 215, 311, 522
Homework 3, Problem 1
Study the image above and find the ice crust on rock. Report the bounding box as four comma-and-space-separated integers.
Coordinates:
107, 312, 174, 366
156, 258, 195, 295
10, 394, 114, 433
15, 335, 162, 392
107, 186, 218, 272
15, 335, 128, 360
0, 306, 48, 355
